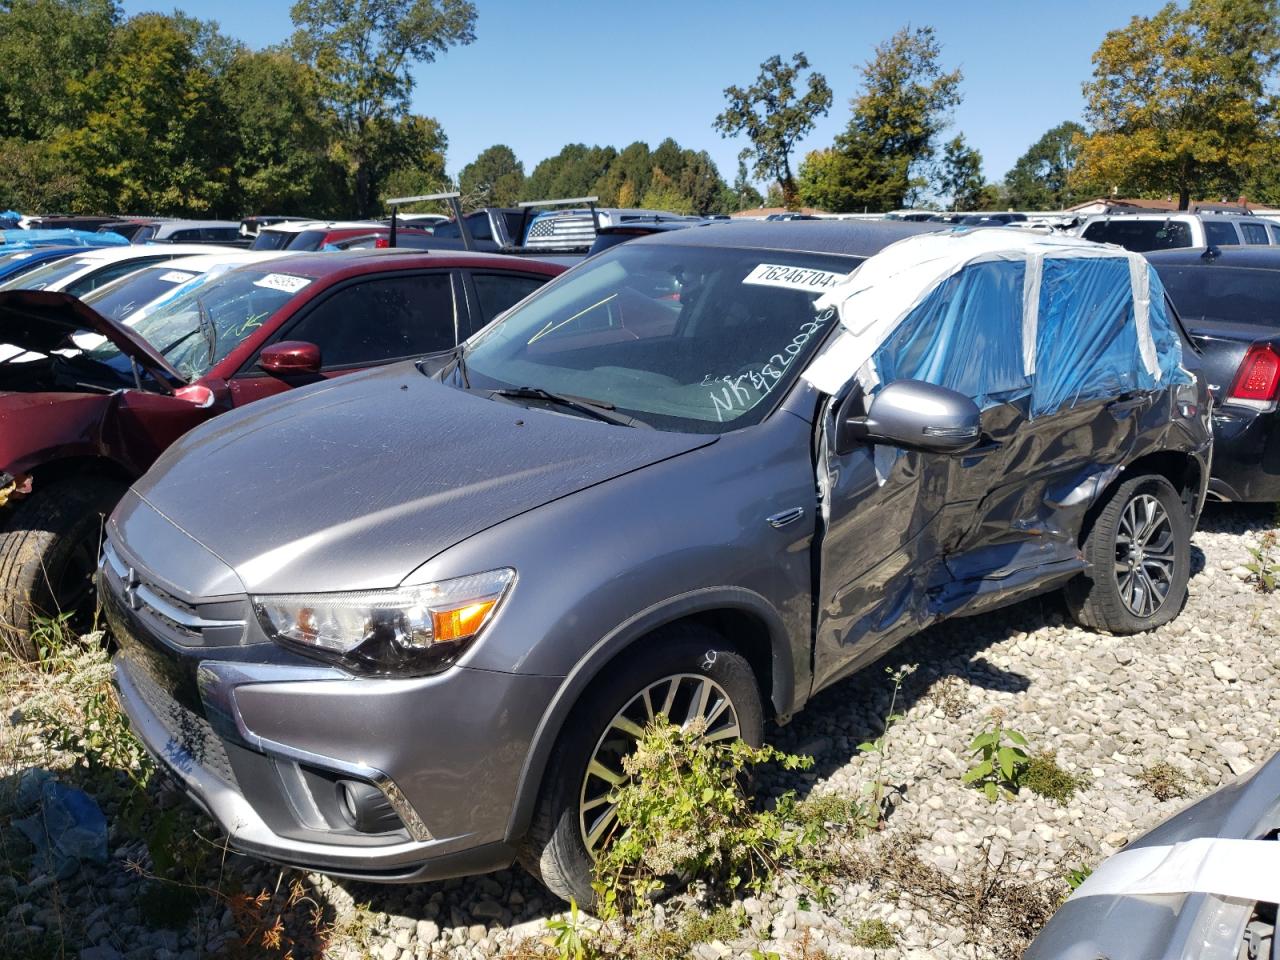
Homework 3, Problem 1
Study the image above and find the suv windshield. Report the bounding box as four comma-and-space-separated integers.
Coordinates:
457, 243, 857, 433
85, 268, 306, 379
1082, 219, 1192, 252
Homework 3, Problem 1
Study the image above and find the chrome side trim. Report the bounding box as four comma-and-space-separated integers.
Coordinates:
766, 507, 805, 529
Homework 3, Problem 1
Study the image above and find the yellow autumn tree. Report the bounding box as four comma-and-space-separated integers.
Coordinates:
1075, 0, 1280, 209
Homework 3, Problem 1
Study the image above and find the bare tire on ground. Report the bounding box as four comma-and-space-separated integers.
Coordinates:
1065, 473, 1191, 635
0, 476, 125, 660
519, 623, 764, 906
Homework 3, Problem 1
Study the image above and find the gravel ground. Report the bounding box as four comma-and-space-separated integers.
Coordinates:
1, 502, 1277, 960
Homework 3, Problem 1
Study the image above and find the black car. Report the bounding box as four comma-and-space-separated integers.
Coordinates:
1148, 247, 1280, 502
587, 219, 711, 256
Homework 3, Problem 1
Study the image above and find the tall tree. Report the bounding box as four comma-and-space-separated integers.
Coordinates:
369, 113, 449, 211
714, 52, 832, 208
290, 0, 476, 216
55, 13, 236, 214
459, 144, 525, 207
522, 143, 617, 201
1003, 121, 1090, 209
1077, 0, 1280, 209
0, 0, 120, 140
221, 48, 346, 215
829, 26, 962, 213
729, 158, 764, 212
937, 134, 985, 210
595, 140, 653, 206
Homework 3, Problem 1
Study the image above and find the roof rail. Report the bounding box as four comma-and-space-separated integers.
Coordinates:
384, 191, 470, 250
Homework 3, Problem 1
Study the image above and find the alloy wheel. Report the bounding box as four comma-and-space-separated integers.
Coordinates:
1113, 493, 1176, 619
578, 673, 740, 857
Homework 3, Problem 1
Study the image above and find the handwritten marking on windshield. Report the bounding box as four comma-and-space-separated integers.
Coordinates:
703, 308, 834, 421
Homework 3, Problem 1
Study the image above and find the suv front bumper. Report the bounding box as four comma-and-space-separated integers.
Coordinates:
110, 616, 559, 881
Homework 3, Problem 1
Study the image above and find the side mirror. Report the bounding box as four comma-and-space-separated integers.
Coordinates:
838, 379, 981, 454
258, 340, 321, 375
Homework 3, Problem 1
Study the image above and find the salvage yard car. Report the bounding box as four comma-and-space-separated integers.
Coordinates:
1147, 246, 1280, 503
102, 222, 1211, 904
0, 250, 563, 657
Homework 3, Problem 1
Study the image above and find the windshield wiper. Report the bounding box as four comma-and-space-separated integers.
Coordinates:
196, 299, 216, 364
489, 386, 651, 428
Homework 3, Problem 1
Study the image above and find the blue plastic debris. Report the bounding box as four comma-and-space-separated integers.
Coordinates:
0, 228, 128, 248
13, 777, 109, 879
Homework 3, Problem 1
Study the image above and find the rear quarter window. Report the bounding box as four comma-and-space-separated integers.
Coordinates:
1082, 220, 1192, 252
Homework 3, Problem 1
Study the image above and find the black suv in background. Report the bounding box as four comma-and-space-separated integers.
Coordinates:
1149, 246, 1280, 501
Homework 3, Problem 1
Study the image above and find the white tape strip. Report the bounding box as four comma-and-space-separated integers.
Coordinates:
1069, 838, 1280, 904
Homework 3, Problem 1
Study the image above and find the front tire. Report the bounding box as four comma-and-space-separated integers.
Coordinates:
0, 477, 125, 660
1064, 474, 1190, 635
519, 623, 764, 906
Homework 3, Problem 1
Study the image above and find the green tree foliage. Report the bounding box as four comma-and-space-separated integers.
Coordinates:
290, 0, 476, 215
797, 148, 861, 212
1003, 121, 1092, 209
220, 48, 347, 215
1076, 0, 1280, 209
54, 13, 236, 215
458, 143, 525, 207
640, 168, 696, 215
0, 0, 119, 140
714, 52, 832, 208
523, 143, 617, 202
729, 158, 764, 212
819, 26, 962, 213
937, 134, 985, 210
369, 114, 450, 210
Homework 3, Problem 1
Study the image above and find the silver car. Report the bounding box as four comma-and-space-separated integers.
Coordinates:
104, 222, 1211, 904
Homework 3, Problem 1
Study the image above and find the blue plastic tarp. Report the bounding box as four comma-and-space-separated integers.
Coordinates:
0, 228, 128, 248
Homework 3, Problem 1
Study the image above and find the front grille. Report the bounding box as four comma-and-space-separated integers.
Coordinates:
122, 650, 237, 787
100, 540, 246, 647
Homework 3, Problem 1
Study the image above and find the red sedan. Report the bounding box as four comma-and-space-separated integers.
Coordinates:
0, 249, 563, 657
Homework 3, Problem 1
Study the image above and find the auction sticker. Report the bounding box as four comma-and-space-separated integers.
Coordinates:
158, 270, 197, 284
253, 273, 311, 294
743, 263, 847, 292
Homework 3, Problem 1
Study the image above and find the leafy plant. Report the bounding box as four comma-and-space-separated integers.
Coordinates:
851, 917, 897, 949
1023, 750, 1090, 806
544, 899, 596, 960
29, 610, 78, 670
962, 712, 1031, 802
1244, 525, 1280, 593
856, 663, 918, 824
1065, 865, 1092, 892
590, 715, 816, 916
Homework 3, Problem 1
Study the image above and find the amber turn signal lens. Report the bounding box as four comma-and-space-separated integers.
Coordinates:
430, 599, 498, 642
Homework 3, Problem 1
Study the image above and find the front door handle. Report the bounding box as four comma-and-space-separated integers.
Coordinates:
766, 507, 805, 529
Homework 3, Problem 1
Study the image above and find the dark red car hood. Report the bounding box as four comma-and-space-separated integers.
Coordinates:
0, 290, 185, 388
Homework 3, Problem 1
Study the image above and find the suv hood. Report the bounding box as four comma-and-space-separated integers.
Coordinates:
131, 364, 716, 594
0, 290, 184, 388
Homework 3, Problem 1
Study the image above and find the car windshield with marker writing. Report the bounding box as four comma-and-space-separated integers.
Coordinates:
85, 268, 306, 380
453, 244, 857, 432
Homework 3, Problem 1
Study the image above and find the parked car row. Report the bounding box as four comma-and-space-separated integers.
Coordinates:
0, 218, 1276, 918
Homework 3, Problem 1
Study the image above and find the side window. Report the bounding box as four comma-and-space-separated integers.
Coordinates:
870, 259, 1028, 409
465, 213, 494, 241
167, 229, 201, 242
282, 273, 457, 368
1204, 220, 1241, 246
1240, 221, 1269, 245
1270, 224, 1280, 244
471, 272, 548, 324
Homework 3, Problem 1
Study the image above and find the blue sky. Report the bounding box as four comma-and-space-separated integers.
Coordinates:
122, 0, 1167, 187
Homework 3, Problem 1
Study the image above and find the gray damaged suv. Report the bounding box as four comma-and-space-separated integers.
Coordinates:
104, 222, 1212, 904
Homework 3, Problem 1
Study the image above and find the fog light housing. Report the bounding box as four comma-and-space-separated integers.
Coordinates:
335, 779, 403, 834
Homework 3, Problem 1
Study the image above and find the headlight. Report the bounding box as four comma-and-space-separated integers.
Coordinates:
253, 569, 515, 676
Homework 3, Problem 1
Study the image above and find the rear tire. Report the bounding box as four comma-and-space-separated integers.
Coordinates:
0, 477, 125, 660
519, 623, 764, 907
1064, 474, 1190, 635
